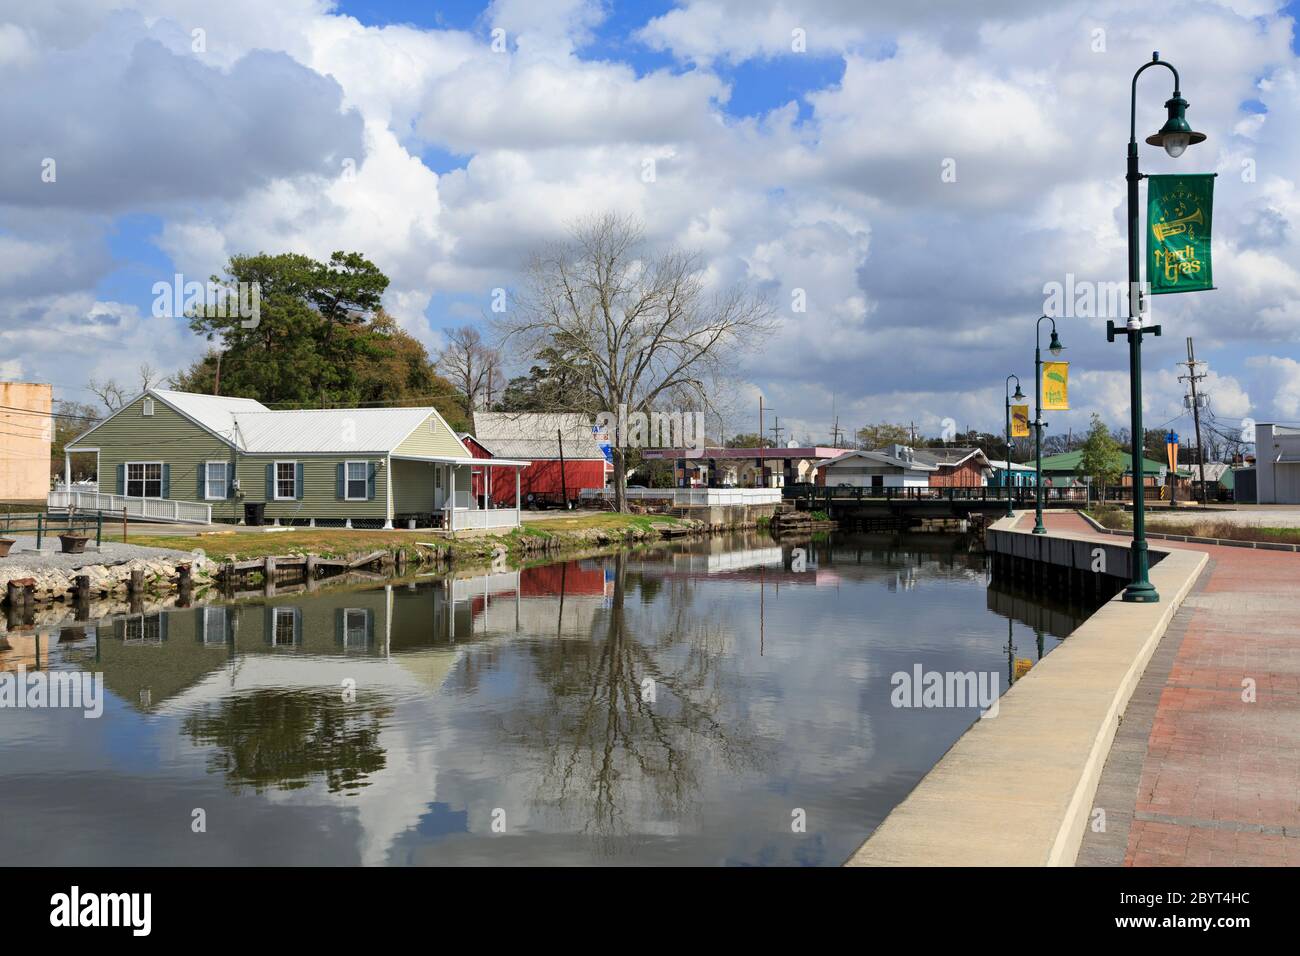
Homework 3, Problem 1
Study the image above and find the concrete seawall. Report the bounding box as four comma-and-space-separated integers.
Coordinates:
846, 513, 1208, 867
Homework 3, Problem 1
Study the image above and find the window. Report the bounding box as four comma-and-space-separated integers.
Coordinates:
205, 461, 228, 500
343, 608, 370, 648
272, 607, 298, 647
126, 462, 162, 498
345, 461, 368, 500
275, 461, 297, 500
142, 398, 155, 417
124, 614, 163, 645
202, 607, 228, 645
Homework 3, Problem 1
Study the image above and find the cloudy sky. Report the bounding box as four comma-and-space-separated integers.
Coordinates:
2, 0, 1298, 444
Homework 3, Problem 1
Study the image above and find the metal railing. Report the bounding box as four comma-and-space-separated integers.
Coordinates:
48, 489, 212, 524
784, 484, 1167, 505
581, 487, 783, 506
1, 510, 103, 549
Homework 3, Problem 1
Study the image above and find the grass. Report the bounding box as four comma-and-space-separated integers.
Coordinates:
101, 512, 688, 559
1085, 507, 1300, 546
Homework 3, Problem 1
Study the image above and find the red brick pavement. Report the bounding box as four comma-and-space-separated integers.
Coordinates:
1023, 511, 1300, 866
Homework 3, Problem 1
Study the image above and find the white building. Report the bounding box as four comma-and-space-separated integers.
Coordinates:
1254, 424, 1300, 503
815, 448, 937, 489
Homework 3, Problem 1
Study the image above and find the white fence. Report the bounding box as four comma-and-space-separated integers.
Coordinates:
48, 489, 213, 525
445, 506, 521, 531
582, 487, 782, 507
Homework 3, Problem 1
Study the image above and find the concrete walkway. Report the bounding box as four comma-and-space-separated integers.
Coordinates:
1036, 511, 1300, 867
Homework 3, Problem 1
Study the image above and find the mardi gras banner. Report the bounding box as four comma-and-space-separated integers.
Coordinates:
1041, 362, 1069, 411
1148, 173, 1214, 295
1011, 405, 1030, 438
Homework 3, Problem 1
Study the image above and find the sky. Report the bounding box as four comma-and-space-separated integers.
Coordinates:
2, 0, 1299, 447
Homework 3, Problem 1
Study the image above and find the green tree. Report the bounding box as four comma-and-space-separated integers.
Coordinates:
183, 251, 390, 407
855, 423, 912, 450
1079, 413, 1124, 500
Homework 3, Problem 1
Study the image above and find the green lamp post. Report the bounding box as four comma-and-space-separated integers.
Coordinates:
1106, 52, 1206, 603
1033, 315, 1064, 535
1005, 375, 1025, 518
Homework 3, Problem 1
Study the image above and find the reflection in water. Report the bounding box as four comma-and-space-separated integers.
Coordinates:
0, 531, 1097, 866
183, 692, 392, 795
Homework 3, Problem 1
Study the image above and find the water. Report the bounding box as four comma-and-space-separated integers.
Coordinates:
0, 532, 1091, 866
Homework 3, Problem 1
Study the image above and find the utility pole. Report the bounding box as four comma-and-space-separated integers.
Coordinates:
769, 416, 784, 448
1178, 336, 1209, 505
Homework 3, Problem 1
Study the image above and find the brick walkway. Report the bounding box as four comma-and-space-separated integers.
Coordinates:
1025, 511, 1300, 866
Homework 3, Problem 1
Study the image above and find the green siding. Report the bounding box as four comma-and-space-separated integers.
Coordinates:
392, 410, 469, 459
69, 394, 393, 522
392, 458, 436, 514
70, 394, 244, 521
237, 456, 387, 521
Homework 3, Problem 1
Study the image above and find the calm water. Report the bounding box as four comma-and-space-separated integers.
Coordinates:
0, 532, 1090, 866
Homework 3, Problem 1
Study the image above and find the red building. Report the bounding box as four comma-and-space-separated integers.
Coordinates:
469, 413, 608, 507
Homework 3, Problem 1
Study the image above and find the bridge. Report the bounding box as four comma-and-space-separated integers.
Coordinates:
783, 484, 1090, 526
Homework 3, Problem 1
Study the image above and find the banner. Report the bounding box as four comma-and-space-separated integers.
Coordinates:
1011, 405, 1030, 438
1148, 173, 1214, 295
1041, 362, 1069, 411
1166, 431, 1179, 472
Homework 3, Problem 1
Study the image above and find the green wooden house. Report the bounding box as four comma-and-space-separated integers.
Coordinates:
56, 389, 527, 530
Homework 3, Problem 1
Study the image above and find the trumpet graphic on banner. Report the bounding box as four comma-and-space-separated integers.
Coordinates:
1151, 208, 1203, 242
1011, 405, 1030, 438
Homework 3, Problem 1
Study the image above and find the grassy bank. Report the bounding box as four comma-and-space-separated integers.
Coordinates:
1086, 506, 1300, 546
112, 512, 693, 561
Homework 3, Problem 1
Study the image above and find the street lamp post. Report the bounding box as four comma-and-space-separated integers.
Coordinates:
1033, 316, 1064, 535
1005, 375, 1025, 518
1106, 52, 1206, 603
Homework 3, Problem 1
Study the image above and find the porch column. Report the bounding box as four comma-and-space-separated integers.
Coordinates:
383, 455, 393, 529
64, 452, 71, 489
448, 464, 455, 532
515, 467, 521, 526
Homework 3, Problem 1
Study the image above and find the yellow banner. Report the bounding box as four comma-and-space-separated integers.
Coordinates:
1011, 405, 1030, 438
1042, 362, 1069, 411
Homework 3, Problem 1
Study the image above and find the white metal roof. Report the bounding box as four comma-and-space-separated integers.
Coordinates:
472, 411, 606, 460
232, 406, 436, 454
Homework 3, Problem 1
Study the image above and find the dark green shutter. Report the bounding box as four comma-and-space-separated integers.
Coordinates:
295, 462, 304, 500
292, 608, 302, 645
161, 464, 170, 498
197, 465, 206, 499
334, 608, 344, 645
265, 463, 274, 500
367, 462, 377, 500
116, 463, 125, 495
337, 463, 345, 499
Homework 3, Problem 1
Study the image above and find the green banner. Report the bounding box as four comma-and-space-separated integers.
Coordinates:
1147, 173, 1214, 295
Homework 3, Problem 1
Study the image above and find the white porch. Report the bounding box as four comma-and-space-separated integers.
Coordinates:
392, 454, 531, 533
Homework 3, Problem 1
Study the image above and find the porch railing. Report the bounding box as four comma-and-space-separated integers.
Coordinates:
48, 490, 212, 525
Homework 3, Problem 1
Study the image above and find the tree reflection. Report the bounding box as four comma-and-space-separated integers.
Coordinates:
502, 552, 769, 848
182, 690, 392, 795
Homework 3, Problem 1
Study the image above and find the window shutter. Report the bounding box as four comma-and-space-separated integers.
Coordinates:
116, 463, 125, 495
198, 465, 206, 499
292, 608, 303, 645
263, 605, 274, 645
365, 610, 375, 644
367, 462, 377, 500
194, 608, 205, 643
161, 464, 170, 498
227, 465, 236, 498
334, 608, 344, 645
296, 462, 304, 500
158, 613, 169, 643
337, 463, 345, 499
266, 464, 274, 500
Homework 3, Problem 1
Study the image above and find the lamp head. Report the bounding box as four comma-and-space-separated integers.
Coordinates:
1012, 384, 1026, 402
1146, 94, 1206, 158
1048, 330, 1064, 356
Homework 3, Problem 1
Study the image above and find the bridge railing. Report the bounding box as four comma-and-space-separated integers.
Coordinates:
783, 484, 1098, 505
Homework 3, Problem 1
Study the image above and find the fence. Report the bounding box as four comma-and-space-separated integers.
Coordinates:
48, 489, 212, 524
581, 487, 783, 507
1, 510, 103, 549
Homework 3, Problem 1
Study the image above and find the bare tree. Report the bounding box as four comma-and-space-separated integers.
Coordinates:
86, 378, 128, 412
436, 324, 500, 415
500, 213, 776, 511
